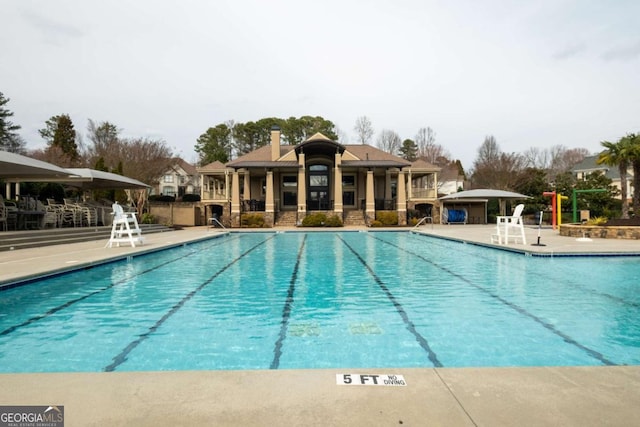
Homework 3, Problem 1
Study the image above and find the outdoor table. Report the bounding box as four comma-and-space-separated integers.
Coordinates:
17, 210, 45, 230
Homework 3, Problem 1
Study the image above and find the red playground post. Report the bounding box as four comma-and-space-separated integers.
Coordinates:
543, 191, 556, 230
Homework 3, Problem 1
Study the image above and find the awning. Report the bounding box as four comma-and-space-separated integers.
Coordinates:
439, 189, 531, 201
58, 168, 150, 189
0, 151, 77, 181
440, 189, 531, 216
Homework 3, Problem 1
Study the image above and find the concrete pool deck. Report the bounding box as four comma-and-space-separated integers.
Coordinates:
1, 225, 639, 426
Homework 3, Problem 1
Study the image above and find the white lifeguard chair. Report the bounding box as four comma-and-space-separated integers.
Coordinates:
107, 202, 143, 247
491, 203, 526, 245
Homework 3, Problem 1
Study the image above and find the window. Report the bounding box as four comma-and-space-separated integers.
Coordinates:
308, 164, 330, 210
282, 175, 297, 206
310, 175, 328, 186
342, 175, 355, 186
342, 174, 355, 207
162, 186, 176, 196
163, 175, 173, 183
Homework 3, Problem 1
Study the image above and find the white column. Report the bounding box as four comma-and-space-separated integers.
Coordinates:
297, 152, 306, 215
265, 170, 274, 213
366, 170, 375, 219
333, 152, 343, 214
243, 170, 251, 201
231, 171, 240, 215
397, 170, 406, 225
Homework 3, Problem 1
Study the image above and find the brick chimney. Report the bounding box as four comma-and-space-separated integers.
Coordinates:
271, 125, 281, 161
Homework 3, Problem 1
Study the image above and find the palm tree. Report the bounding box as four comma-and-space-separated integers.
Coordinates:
597, 138, 630, 218
624, 133, 640, 215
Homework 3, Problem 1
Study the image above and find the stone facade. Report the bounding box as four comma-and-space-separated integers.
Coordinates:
560, 224, 640, 240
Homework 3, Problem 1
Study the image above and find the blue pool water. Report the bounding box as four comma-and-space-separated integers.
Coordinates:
1, 231, 639, 373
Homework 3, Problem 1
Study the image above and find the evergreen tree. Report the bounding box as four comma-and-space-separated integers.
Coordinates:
399, 139, 418, 161
195, 124, 231, 164
0, 91, 26, 153
39, 114, 79, 162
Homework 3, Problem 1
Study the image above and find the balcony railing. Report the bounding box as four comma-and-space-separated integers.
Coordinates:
410, 188, 437, 199
202, 190, 228, 200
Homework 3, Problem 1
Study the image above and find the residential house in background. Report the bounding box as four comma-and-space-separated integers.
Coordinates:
153, 158, 200, 199
572, 155, 634, 202
437, 163, 466, 196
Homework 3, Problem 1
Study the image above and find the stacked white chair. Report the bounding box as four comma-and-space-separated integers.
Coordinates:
107, 202, 143, 247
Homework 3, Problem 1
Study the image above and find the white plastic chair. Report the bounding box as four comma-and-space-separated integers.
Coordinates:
492, 204, 526, 244
106, 202, 143, 247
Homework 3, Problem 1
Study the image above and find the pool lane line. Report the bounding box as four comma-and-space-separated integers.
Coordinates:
104, 234, 275, 372
0, 234, 243, 337
372, 234, 617, 366
337, 235, 443, 368
408, 232, 640, 310
270, 234, 307, 369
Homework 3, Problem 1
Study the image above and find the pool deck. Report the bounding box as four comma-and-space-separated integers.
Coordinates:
1, 225, 639, 426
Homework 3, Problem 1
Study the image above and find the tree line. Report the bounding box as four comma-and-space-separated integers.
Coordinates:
195, 116, 338, 164
3, 89, 638, 219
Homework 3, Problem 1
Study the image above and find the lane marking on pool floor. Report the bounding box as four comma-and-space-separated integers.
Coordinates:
409, 232, 640, 310
338, 235, 443, 368
372, 234, 617, 366
270, 234, 307, 369
0, 234, 242, 337
104, 234, 275, 372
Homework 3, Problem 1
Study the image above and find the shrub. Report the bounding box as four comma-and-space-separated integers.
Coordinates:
370, 220, 383, 227
408, 217, 419, 226
324, 215, 343, 227
241, 213, 266, 228
149, 195, 176, 202
586, 216, 608, 226
140, 213, 155, 224
301, 212, 327, 227
181, 194, 201, 202
376, 211, 398, 225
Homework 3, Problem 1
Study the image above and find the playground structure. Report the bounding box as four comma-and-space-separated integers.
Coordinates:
543, 189, 607, 229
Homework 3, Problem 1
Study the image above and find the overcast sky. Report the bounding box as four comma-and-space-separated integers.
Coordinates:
2, 0, 639, 169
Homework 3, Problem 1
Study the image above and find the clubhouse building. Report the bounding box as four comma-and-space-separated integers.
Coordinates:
197, 126, 440, 227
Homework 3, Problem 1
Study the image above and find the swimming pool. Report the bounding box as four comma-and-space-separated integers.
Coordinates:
1, 231, 639, 372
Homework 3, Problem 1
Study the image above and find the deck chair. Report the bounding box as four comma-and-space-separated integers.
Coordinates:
106, 202, 143, 247
0, 199, 7, 232
492, 204, 526, 244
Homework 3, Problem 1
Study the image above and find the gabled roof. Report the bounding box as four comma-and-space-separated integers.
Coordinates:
225, 135, 411, 169
226, 145, 296, 168
173, 158, 197, 175
295, 133, 346, 157
197, 160, 228, 173
572, 155, 629, 180
409, 158, 440, 172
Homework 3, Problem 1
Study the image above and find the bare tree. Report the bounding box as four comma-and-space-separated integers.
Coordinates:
123, 137, 175, 215
548, 145, 590, 178
522, 147, 551, 169
224, 119, 235, 162
415, 126, 449, 164
353, 116, 374, 145
334, 125, 349, 143
86, 119, 123, 169
376, 129, 401, 154
471, 135, 525, 190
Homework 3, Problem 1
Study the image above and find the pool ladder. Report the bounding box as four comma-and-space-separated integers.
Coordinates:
413, 216, 433, 229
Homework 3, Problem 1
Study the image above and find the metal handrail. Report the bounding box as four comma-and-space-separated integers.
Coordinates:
413, 216, 433, 229
209, 217, 226, 229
